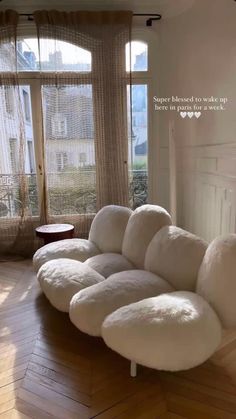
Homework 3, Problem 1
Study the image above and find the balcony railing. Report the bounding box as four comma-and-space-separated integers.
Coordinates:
0, 174, 39, 217
0, 169, 148, 217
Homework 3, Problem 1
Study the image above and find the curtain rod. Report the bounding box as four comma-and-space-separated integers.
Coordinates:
19, 13, 162, 26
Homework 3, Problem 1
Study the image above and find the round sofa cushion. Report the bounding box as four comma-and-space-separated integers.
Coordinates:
84, 253, 134, 278
145, 226, 207, 291
197, 234, 236, 328
89, 205, 132, 253
102, 291, 222, 372
38, 258, 105, 312
69, 270, 174, 336
122, 205, 172, 269
33, 238, 100, 272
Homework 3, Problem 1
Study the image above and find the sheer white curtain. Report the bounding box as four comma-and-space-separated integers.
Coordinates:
0, 10, 37, 257
0, 10, 133, 256
34, 10, 133, 238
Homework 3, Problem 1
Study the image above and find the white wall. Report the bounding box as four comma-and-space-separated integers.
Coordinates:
156, 0, 236, 241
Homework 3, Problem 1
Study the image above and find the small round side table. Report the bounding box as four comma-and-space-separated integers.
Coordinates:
35, 223, 75, 245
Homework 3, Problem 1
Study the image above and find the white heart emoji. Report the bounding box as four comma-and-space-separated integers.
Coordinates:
188, 112, 194, 118
180, 112, 187, 118
195, 112, 201, 119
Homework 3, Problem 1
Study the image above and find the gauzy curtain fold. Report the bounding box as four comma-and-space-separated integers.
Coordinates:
34, 10, 132, 237
0, 10, 37, 257
0, 9, 132, 256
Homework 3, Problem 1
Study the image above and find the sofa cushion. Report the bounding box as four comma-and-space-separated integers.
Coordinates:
84, 253, 134, 278
102, 291, 222, 372
145, 226, 207, 291
122, 205, 172, 269
33, 238, 100, 272
38, 258, 104, 312
69, 270, 174, 336
197, 234, 236, 328
89, 205, 132, 253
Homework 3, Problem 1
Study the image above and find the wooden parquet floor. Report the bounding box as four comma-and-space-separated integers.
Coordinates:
0, 260, 236, 419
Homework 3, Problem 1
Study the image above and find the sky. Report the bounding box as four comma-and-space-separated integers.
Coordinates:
23, 38, 91, 65
22, 38, 147, 70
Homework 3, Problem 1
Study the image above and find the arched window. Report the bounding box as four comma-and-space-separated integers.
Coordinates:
126, 30, 159, 206
0, 29, 156, 221
17, 38, 92, 72
126, 40, 148, 72
13, 37, 95, 217
126, 39, 149, 207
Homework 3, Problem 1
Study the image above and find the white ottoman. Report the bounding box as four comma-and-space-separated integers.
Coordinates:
102, 291, 222, 373
69, 270, 174, 336
38, 258, 105, 312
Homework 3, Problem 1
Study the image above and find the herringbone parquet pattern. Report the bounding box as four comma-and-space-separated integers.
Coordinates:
0, 260, 236, 419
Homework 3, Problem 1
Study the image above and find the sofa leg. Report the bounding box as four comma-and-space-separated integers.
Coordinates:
130, 360, 137, 377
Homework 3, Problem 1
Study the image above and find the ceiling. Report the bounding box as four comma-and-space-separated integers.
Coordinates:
0, 0, 195, 19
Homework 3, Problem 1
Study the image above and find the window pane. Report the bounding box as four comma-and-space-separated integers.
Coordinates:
126, 41, 148, 72
23, 89, 31, 121
17, 39, 92, 72
42, 84, 96, 215
127, 84, 148, 208
0, 85, 39, 217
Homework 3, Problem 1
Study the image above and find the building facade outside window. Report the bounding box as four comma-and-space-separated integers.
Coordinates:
56, 152, 68, 172
4, 87, 14, 115
51, 114, 67, 138
23, 89, 31, 122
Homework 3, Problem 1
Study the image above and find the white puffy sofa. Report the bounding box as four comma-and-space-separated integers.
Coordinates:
102, 234, 236, 374
34, 205, 236, 374
70, 224, 207, 338
34, 204, 173, 312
